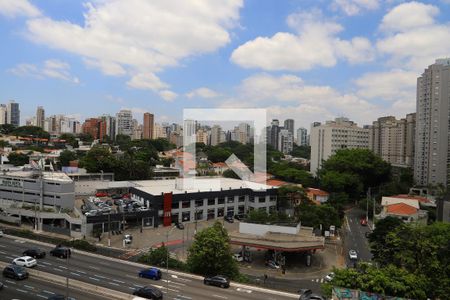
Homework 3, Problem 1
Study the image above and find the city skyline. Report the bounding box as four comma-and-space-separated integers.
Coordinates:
1, 1, 450, 128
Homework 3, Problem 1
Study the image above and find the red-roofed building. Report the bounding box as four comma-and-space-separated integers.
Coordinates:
379, 196, 428, 223
306, 188, 329, 204
212, 162, 229, 174
266, 179, 288, 187
388, 194, 433, 205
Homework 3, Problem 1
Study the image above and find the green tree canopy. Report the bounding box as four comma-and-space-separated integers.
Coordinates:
290, 144, 311, 159
0, 124, 16, 134
270, 162, 315, 187
296, 204, 341, 230
79, 146, 117, 173
59, 150, 77, 167
12, 126, 50, 139
187, 222, 239, 279
7, 152, 29, 166
77, 133, 94, 143
59, 133, 79, 148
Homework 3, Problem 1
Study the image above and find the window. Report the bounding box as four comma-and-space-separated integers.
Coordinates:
208, 198, 215, 206
171, 202, 179, 209
258, 197, 266, 203
195, 199, 204, 207
249, 196, 255, 203
239, 196, 245, 202
182, 201, 190, 209
218, 197, 225, 205
227, 197, 234, 204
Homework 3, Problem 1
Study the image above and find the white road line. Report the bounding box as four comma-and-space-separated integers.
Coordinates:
0, 250, 6, 254
212, 295, 227, 299
70, 272, 81, 276
37, 294, 47, 299
125, 274, 136, 279
5, 256, 14, 259
53, 268, 63, 272
89, 266, 100, 270
24, 284, 35, 290
113, 279, 125, 284
176, 295, 192, 300
5, 280, 16, 284
89, 276, 100, 281
76, 270, 86, 274
128, 287, 136, 290
109, 282, 120, 286
94, 274, 107, 279
236, 287, 252, 293
59, 266, 68, 269
16, 288, 28, 293
42, 262, 52, 266
43, 290, 55, 294
0, 244, 6, 247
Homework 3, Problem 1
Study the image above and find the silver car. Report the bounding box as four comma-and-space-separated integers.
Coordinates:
349, 249, 358, 260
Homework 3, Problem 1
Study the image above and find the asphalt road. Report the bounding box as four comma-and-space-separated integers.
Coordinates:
0, 275, 107, 300
0, 235, 299, 300
343, 208, 372, 266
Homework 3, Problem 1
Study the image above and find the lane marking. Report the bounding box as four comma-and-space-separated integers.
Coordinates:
24, 284, 35, 290
37, 295, 47, 299
109, 282, 120, 286
16, 288, 28, 293
0, 250, 6, 254
42, 262, 52, 266
176, 295, 192, 300
212, 295, 227, 299
89, 266, 100, 270
71, 272, 81, 277
236, 287, 252, 293
59, 266, 68, 269
113, 279, 125, 284
53, 268, 63, 272
94, 274, 107, 279
89, 276, 100, 281
76, 270, 86, 274
125, 274, 136, 279
5, 280, 16, 284
43, 290, 55, 294
0, 244, 6, 248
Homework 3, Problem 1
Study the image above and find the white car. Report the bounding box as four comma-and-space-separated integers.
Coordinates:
349, 250, 358, 260
0, 229, 3, 237
324, 272, 335, 282
233, 253, 243, 262
13, 256, 37, 268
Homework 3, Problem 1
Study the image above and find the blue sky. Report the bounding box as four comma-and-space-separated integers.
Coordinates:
1, 0, 450, 129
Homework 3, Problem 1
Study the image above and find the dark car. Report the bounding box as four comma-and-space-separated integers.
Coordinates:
47, 295, 66, 300
3, 265, 28, 280
133, 286, 163, 299
175, 221, 184, 230
298, 288, 312, 300
111, 194, 122, 199
0, 281, 3, 290
139, 267, 162, 280
203, 275, 230, 288
23, 248, 46, 259
308, 294, 325, 300
234, 214, 245, 221
224, 215, 234, 223
50, 246, 71, 259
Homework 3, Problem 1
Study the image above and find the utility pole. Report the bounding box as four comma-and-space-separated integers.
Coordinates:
108, 212, 111, 247
65, 248, 70, 299
372, 193, 376, 230
366, 187, 370, 223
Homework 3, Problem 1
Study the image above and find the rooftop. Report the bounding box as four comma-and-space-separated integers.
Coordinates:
386, 202, 418, 216
132, 177, 277, 195
1, 170, 73, 182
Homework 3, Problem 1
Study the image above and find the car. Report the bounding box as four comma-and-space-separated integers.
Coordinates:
50, 246, 71, 259
85, 210, 99, 216
47, 295, 67, 300
360, 218, 368, 226
138, 267, 162, 280
234, 214, 245, 221
298, 289, 312, 300
133, 286, 163, 299
114, 199, 124, 206
111, 194, 122, 199
13, 256, 37, 268
266, 260, 280, 269
308, 294, 326, 300
203, 275, 230, 288
175, 221, 184, 230
224, 215, 234, 223
349, 249, 358, 260
233, 253, 243, 262
124, 234, 133, 244
324, 272, 335, 282
0, 229, 3, 237
3, 265, 28, 280
23, 248, 46, 259
95, 192, 109, 197
0, 281, 3, 290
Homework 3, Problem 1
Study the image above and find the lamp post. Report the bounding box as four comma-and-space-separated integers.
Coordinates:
166, 225, 177, 295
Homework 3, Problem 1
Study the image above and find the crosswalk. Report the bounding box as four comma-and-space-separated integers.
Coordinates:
311, 278, 325, 283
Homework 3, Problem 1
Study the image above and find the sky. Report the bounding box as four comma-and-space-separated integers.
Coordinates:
1, 0, 450, 129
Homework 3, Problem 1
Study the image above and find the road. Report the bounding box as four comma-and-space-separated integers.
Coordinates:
343, 208, 372, 266
0, 275, 108, 300
0, 235, 299, 300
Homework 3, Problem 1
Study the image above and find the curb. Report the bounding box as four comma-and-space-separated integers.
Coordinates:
4, 234, 300, 298
0, 261, 134, 300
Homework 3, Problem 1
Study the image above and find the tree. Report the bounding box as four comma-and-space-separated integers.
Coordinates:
115, 134, 131, 150
270, 162, 315, 187
77, 133, 93, 143
187, 222, 239, 279
138, 245, 186, 271
296, 204, 341, 230
290, 144, 311, 159
368, 217, 404, 264
0, 124, 16, 134
12, 126, 50, 139
277, 185, 308, 211
79, 146, 117, 173
7, 152, 29, 166
59, 133, 79, 148
59, 150, 77, 167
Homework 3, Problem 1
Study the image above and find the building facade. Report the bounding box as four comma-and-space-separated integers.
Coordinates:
297, 127, 308, 146
310, 117, 369, 175
369, 113, 416, 167
7, 100, 20, 127
0, 105, 6, 125
414, 58, 450, 187
130, 178, 278, 227
115, 109, 133, 137
143, 112, 154, 139
100, 115, 116, 140
82, 118, 106, 141
278, 128, 293, 154
284, 119, 294, 136
36, 106, 45, 129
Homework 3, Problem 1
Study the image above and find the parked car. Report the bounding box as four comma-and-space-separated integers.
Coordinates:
47, 295, 67, 300
113, 199, 124, 206
266, 260, 280, 269
85, 210, 99, 217
50, 246, 71, 259
23, 248, 46, 259
203, 275, 230, 288
133, 286, 163, 299
138, 267, 162, 280
111, 194, 122, 199
349, 249, 358, 260
324, 272, 335, 282
13, 256, 37, 268
3, 265, 28, 280
360, 218, 368, 226
233, 253, 243, 262
175, 221, 185, 230
234, 214, 245, 221
224, 215, 234, 223
0, 229, 3, 237
95, 192, 108, 197
298, 289, 312, 300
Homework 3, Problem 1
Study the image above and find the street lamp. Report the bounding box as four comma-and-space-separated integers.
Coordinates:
166, 225, 177, 295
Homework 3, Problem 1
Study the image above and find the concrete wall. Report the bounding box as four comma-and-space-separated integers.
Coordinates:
239, 222, 300, 236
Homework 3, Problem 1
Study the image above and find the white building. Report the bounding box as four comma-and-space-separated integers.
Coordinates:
115, 109, 133, 137
0, 105, 6, 125
310, 117, 369, 175
278, 129, 293, 154
296, 127, 308, 146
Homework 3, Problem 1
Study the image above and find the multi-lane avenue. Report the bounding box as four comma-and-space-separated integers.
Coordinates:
0, 235, 299, 300
343, 208, 372, 266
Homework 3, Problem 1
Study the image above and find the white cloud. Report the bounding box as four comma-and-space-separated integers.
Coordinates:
159, 90, 178, 102
24, 0, 243, 95
0, 0, 41, 18
331, 0, 379, 16
8, 59, 79, 83
186, 87, 220, 99
380, 1, 439, 32
355, 69, 417, 101
376, 2, 450, 71
230, 10, 374, 71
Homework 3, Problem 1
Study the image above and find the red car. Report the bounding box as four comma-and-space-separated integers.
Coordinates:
95, 192, 108, 197
360, 218, 368, 226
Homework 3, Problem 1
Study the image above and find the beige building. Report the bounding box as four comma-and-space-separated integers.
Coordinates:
196, 129, 209, 144
369, 113, 415, 168
310, 117, 369, 175
153, 123, 166, 139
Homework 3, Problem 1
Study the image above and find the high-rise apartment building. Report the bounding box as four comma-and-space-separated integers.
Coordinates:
310, 117, 369, 175
278, 129, 293, 154
284, 119, 294, 136
115, 109, 133, 137
369, 114, 415, 168
414, 58, 450, 187
82, 118, 106, 141
36, 106, 45, 129
132, 120, 143, 140
7, 100, 20, 126
196, 128, 209, 144
210, 125, 224, 146
0, 105, 7, 125
143, 113, 154, 139
153, 123, 166, 139
267, 119, 280, 150
100, 115, 116, 139
297, 127, 308, 146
